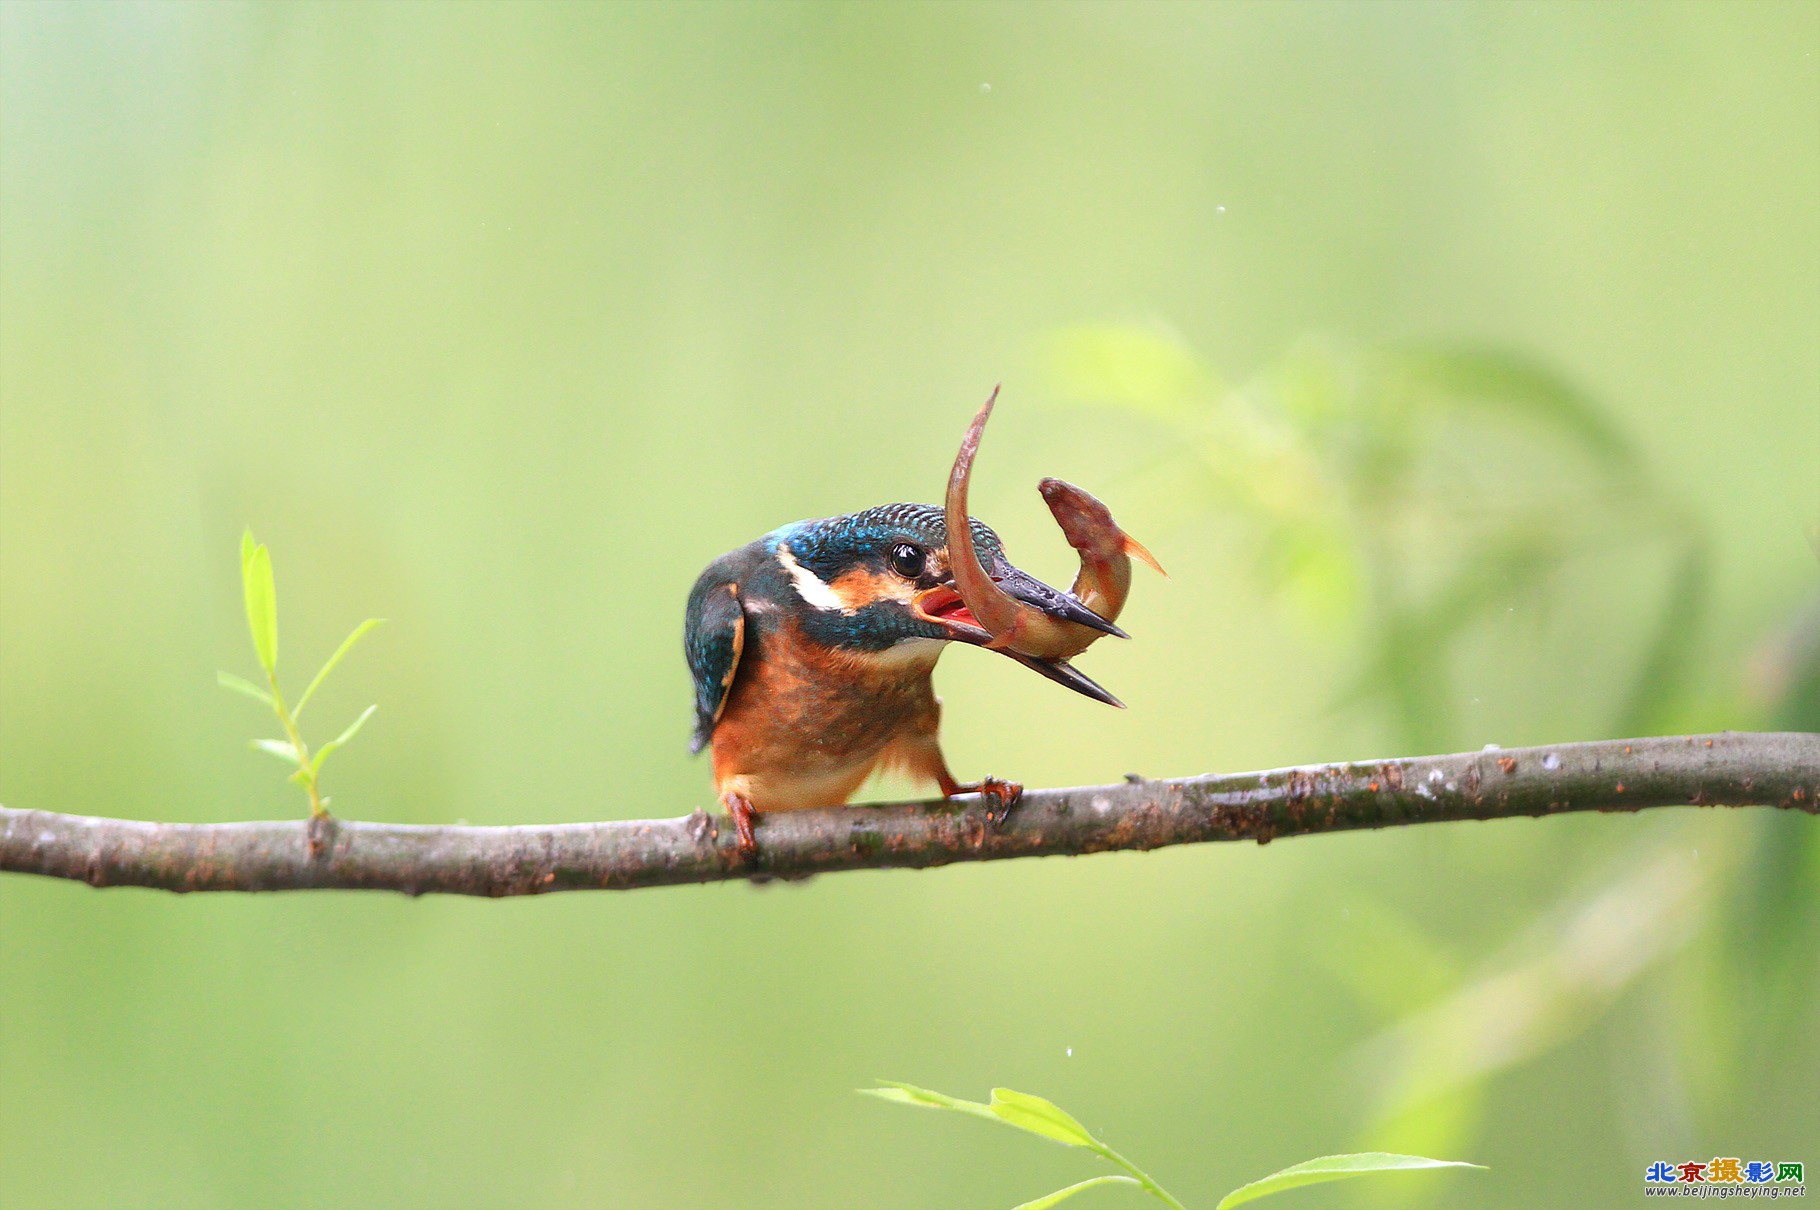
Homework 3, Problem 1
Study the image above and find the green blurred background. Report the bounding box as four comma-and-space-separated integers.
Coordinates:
2, 3, 1816, 1207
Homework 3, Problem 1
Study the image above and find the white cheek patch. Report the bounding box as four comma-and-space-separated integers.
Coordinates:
777, 545, 852, 614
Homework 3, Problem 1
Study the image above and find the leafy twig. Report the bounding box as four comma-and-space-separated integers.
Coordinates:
861, 1082, 1186, 1210
217, 530, 383, 841
862, 1081, 1483, 1208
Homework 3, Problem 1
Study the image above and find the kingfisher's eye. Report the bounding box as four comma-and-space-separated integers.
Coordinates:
888, 542, 926, 579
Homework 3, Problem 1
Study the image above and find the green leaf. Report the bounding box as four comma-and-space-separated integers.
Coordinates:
860, 1082, 999, 1125
1215, 1152, 1485, 1210
866, 1082, 1102, 1153
217, 670, 275, 707
294, 618, 385, 720
988, 1088, 1102, 1150
867, 1083, 1185, 1210
251, 738, 299, 764
1012, 1175, 1141, 1210
240, 529, 278, 676
310, 704, 377, 776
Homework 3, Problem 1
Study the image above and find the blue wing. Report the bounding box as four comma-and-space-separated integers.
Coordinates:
684, 571, 746, 755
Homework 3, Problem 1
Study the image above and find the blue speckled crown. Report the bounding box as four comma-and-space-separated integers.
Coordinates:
776, 503, 1004, 580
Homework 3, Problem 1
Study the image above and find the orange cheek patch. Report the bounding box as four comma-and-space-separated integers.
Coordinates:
829, 569, 911, 611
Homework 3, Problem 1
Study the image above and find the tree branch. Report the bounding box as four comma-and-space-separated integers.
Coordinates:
3, 732, 1814, 897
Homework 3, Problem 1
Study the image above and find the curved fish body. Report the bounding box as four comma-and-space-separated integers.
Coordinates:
945, 390, 1159, 663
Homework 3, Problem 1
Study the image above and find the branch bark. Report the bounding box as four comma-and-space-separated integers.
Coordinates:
3, 732, 1815, 897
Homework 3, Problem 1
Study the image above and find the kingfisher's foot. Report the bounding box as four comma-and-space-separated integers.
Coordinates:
949, 777, 1023, 830
725, 793, 759, 860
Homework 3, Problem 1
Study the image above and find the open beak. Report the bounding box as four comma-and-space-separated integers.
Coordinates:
912, 567, 1126, 645
911, 582, 993, 644
913, 565, 1127, 707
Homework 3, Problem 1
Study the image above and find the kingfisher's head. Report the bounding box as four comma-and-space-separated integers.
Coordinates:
766, 503, 1121, 702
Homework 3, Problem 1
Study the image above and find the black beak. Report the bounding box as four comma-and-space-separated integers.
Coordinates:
987, 561, 1127, 707
913, 560, 1128, 708
1004, 651, 1125, 708
992, 564, 1129, 640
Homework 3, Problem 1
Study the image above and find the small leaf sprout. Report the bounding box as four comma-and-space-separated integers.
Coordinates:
218, 529, 384, 827
863, 1080, 1482, 1209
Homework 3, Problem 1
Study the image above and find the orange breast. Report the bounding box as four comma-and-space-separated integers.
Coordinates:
710, 620, 941, 812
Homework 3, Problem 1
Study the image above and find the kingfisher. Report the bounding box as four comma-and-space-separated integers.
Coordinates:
684, 502, 1125, 856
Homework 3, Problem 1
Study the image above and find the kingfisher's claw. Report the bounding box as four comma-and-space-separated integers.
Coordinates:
724, 792, 759, 860
960, 776, 1022, 829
